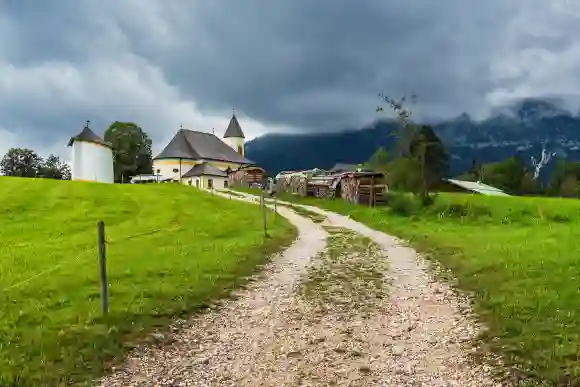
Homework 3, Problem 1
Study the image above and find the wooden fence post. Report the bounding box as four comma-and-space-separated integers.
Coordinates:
97, 220, 109, 315
260, 189, 268, 236
370, 176, 375, 207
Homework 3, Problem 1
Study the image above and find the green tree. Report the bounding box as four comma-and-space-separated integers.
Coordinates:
385, 157, 422, 192
364, 147, 389, 171
548, 159, 580, 196
0, 148, 43, 177
481, 157, 526, 194
409, 125, 449, 189
519, 171, 541, 196
560, 175, 579, 198
104, 122, 153, 183
39, 154, 71, 180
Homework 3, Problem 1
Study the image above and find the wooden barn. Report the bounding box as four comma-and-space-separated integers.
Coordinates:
229, 165, 266, 187
339, 171, 386, 206
276, 169, 326, 196
275, 171, 309, 196
308, 173, 345, 198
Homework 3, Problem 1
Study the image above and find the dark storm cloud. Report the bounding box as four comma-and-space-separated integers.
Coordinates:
1, 0, 580, 157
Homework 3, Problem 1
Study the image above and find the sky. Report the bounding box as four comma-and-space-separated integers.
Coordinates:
2, 0, 580, 160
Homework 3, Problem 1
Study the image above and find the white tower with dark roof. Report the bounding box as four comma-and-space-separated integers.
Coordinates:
223, 111, 246, 156
67, 121, 114, 183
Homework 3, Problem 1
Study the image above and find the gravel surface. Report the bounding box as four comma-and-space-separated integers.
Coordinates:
97, 192, 503, 387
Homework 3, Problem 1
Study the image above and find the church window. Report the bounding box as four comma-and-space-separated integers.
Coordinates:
237, 145, 243, 155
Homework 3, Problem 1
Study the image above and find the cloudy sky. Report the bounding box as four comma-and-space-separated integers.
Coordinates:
2, 0, 580, 160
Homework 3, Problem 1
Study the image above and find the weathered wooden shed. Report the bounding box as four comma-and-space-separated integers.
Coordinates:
229, 166, 265, 187
339, 171, 386, 206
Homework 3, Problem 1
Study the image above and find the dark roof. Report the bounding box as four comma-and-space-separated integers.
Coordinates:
223, 114, 245, 138
67, 122, 112, 148
154, 129, 255, 165
329, 163, 359, 172
182, 162, 228, 178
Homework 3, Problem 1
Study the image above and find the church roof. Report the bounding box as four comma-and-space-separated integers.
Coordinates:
154, 129, 254, 165
182, 162, 228, 178
67, 121, 112, 148
223, 114, 245, 138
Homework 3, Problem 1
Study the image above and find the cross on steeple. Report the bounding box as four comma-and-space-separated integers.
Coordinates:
85, 120, 90, 128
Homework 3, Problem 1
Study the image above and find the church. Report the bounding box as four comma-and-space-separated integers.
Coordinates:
153, 113, 263, 189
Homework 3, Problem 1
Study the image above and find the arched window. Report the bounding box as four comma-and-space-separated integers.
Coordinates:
237, 145, 243, 155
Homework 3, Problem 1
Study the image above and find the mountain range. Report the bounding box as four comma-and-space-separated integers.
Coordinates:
245, 99, 580, 180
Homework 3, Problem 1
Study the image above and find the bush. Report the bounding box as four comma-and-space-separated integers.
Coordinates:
383, 192, 424, 216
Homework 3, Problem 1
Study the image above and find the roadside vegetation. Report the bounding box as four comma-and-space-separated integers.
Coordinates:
0, 177, 296, 387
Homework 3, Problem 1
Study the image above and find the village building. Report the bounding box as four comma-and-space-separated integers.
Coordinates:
68, 121, 114, 183
153, 113, 264, 189
440, 178, 509, 196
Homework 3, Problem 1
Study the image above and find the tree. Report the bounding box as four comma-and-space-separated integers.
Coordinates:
519, 171, 541, 196
481, 157, 526, 194
560, 175, 579, 198
0, 148, 43, 177
365, 147, 389, 171
409, 125, 449, 189
377, 93, 418, 157
385, 156, 422, 192
39, 154, 71, 180
104, 122, 153, 183
377, 94, 445, 200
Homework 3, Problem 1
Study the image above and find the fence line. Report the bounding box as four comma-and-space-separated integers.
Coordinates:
2, 249, 93, 291
1, 225, 179, 293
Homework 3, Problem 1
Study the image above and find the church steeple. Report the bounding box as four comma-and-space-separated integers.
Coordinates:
223, 111, 245, 139
223, 110, 245, 156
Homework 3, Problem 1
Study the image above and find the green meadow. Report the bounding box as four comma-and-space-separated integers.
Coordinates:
0, 178, 296, 386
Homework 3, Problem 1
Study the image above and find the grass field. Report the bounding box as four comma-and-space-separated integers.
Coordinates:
233, 186, 580, 386
0, 178, 296, 387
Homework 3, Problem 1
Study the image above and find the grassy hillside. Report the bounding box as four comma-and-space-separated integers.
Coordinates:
0, 178, 296, 387
236, 187, 580, 386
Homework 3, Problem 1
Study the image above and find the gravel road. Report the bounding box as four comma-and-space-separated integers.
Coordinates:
97, 191, 502, 387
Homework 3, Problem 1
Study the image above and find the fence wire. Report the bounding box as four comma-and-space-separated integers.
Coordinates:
1, 225, 177, 292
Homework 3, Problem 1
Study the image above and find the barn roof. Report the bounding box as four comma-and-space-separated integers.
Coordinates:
445, 179, 510, 196
154, 129, 255, 165
182, 162, 228, 178
329, 163, 359, 172
67, 121, 112, 148
223, 114, 245, 138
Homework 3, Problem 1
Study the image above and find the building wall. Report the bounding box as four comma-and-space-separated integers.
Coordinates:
183, 175, 229, 190
153, 158, 243, 182
71, 141, 114, 183
223, 137, 245, 156
229, 167, 265, 186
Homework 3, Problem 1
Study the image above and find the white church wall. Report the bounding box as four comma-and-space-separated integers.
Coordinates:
71, 141, 114, 183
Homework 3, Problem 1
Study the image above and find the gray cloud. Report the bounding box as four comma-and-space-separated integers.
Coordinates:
2, 0, 580, 159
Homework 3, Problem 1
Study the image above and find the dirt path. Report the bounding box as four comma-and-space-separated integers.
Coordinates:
98, 191, 501, 387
